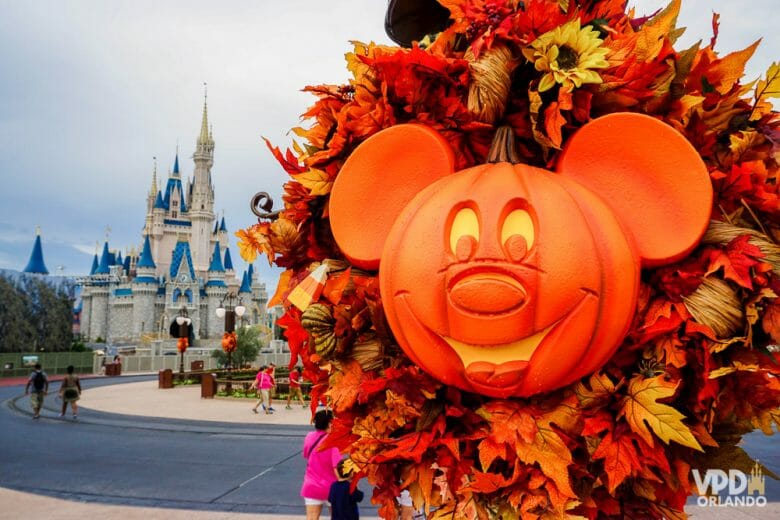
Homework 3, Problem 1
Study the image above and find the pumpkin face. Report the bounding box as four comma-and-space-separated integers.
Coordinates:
380, 162, 639, 397
329, 114, 712, 397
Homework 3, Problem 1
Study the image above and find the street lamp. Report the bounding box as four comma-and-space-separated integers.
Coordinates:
216, 293, 245, 371
175, 306, 191, 376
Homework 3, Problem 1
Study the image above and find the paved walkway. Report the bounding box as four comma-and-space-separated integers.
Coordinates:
3, 375, 778, 519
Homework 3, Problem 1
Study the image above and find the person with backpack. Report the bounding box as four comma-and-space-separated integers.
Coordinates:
24, 363, 48, 419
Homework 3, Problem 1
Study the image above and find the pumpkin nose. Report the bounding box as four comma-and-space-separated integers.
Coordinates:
450, 273, 526, 313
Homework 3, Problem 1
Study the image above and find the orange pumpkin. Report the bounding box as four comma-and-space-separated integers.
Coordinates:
329, 114, 712, 397
177, 337, 189, 353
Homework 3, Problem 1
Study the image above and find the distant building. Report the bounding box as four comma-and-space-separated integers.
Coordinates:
77, 97, 267, 344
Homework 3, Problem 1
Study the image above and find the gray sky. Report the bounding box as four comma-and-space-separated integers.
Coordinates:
0, 0, 776, 290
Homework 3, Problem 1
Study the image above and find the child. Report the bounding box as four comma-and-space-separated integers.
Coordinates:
328, 459, 364, 520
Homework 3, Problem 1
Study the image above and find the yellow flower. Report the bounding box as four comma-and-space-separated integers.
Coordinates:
522, 19, 609, 92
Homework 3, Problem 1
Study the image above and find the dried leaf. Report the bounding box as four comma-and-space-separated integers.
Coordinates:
292, 168, 333, 196
620, 375, 703, 451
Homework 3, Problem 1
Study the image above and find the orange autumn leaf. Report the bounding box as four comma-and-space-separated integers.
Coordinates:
327, 359, 363, 412
235, 223, 273, 265
477, 401, 537, 444
267, 270, 293, 309
620, 375, 703, 451
323, 267, 352, 305
543, 101, 566, 149
593, 430, 643, 493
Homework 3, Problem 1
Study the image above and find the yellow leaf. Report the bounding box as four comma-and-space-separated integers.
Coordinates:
292, 168, 333, 196
575, 371, 616, 407
750, 61, 780, 120
620, 375, 703, 451
709, 361, 760, 379
729, 130, 763, 159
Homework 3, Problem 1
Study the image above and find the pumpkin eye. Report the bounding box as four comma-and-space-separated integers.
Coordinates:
501, 209, 534, 259
449, 207, 480, 255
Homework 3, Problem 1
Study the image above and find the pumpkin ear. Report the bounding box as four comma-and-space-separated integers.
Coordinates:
557, 113, 712, 267
329, 124, 455, 270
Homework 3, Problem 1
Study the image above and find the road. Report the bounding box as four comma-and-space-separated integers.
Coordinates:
0, 376, 375, 516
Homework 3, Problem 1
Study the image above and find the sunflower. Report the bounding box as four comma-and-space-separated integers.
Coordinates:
522, 18, 609, 92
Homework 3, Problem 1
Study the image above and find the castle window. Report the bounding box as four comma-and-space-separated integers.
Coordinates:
172, 211, 178, 218
173, 200, 178, 208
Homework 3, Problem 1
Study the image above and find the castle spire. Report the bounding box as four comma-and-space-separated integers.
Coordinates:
198, 83, 210, 146
23, 229, 49, 275
137, 235, 156, 269
149, 157, 158, 195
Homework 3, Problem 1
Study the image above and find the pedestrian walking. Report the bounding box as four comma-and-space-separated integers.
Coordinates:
301, 409, 341, 520
287, 365, 306, 409
250, 365, 274, 414
328, 459, 363, 520
24, 363, 48, 419
58, 365, 82, 419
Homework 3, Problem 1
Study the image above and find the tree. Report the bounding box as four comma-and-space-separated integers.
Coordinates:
0, 273, 74, 353
211, 325, 264, 368
0, 276, 34, 352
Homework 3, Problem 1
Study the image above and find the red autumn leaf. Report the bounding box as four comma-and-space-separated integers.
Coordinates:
582, 412, 613, 436
593, 430, 643, 493
277, 309, 309, 369
263, 137, 305, 175
705, 235, 764, 289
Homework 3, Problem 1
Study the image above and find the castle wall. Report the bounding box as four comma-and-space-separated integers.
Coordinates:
107, 297, 133, 343
132, 286, 157, 339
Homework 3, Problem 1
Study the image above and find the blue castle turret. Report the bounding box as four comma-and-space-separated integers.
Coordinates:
23, 231, 49, 275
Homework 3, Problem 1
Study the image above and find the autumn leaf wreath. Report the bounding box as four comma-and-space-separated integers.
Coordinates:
238, 1, 780, 518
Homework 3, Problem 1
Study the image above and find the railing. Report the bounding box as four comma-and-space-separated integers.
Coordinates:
93, 352, 294, 376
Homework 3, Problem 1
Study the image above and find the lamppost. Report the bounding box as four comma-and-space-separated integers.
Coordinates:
216, 293, 245, 372
175, 306, 192, 377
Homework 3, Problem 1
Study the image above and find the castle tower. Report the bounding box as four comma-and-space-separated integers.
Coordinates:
189, 91, 216, 276
88, 241, 112, 341
132, 236, 158, 337
204, 242, 227, 338
23, 229, 49, 275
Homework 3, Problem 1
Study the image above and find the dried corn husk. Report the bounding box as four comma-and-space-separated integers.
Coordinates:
350, 338, 385, 372
466, 44, 518, 124
683, 277, 744, 338
301, 303, 337, 357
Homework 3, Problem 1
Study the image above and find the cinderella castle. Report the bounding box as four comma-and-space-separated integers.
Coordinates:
77, 98, 268, 344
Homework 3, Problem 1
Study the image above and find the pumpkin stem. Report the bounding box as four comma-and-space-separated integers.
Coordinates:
487, 126, 521, 164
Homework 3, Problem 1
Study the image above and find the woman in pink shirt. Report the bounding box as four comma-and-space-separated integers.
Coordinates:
301, 409, 341, 519
250, 365, 274, 414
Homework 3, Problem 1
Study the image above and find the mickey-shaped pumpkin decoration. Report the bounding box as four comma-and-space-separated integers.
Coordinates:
330, 114, 713, 398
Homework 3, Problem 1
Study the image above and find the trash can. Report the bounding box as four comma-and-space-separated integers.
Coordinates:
201, 373, 217, 398
158, 368, 173, 389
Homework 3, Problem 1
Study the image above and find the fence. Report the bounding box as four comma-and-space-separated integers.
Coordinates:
90, 352, 293, 375
0, 352, 94, 378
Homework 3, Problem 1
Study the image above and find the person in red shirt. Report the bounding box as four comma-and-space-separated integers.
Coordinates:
286, 365, 306, 409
